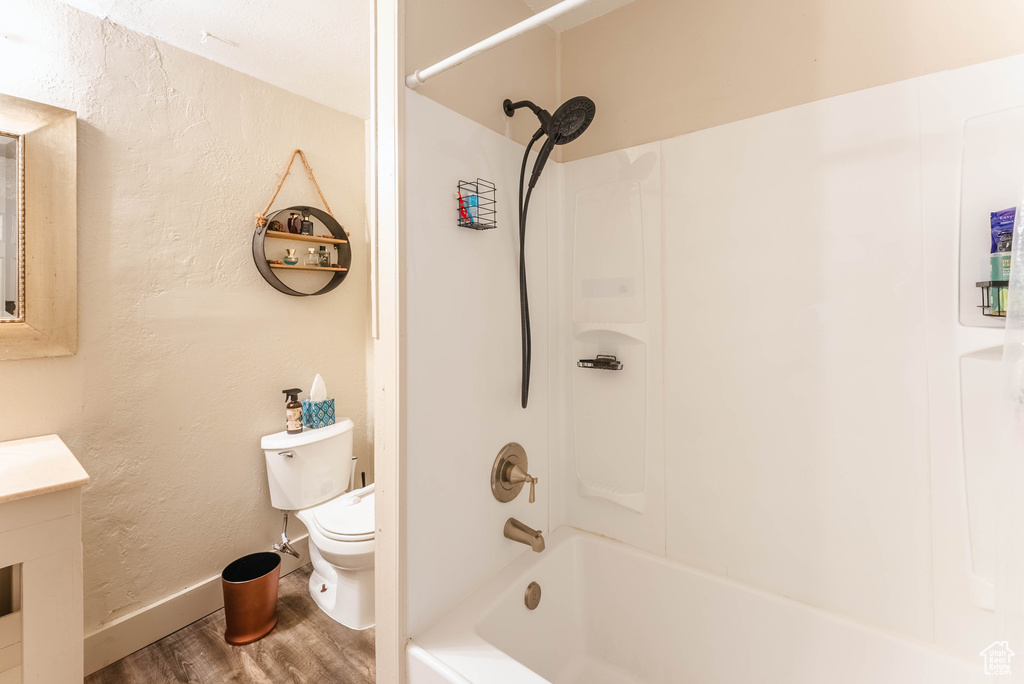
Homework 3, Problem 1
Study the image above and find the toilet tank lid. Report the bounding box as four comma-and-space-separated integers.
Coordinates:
261, 418, 354, 450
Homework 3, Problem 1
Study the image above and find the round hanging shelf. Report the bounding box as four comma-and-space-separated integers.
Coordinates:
252, 205, 352, 297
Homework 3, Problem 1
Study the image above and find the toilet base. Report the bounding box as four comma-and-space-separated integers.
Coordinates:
307, 543, 375, 630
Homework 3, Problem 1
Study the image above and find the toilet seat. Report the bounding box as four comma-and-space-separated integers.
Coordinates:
307, 484, 375, 543
296, 484, 375, 573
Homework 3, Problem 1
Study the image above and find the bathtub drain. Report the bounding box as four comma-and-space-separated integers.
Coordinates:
524, 581, 541, 610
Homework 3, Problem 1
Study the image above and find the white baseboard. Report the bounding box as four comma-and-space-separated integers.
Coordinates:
84, 536, 310, 676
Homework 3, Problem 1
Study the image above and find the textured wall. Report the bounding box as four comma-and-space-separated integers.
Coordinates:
560, 0, 1024, 160
0, 0, 370, 632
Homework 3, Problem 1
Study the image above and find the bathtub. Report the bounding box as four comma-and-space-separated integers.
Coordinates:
408, 528, 984, 684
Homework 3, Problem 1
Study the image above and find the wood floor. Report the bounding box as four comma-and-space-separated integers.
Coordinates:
86, 565, 375, 684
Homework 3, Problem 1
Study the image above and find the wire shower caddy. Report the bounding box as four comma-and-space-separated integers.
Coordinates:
457, 178, 497, 230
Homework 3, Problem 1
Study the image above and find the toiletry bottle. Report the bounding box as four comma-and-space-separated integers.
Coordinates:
283, 388, 303, 434
318, 245, 330, 267
288, 212, 301, 234
284, 248, 298, 265
467, 194, 479, 222
301, 211, 314, 236
305, 247, 319, 267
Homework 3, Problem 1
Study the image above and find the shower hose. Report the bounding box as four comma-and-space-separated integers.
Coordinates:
517, 130, 543, 409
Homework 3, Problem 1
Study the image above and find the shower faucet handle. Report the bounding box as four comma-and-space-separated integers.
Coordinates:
506, 463, 537, 504
491, 442, 538, 504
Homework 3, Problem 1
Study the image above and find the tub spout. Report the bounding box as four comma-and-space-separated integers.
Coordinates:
504, 517, 545, 553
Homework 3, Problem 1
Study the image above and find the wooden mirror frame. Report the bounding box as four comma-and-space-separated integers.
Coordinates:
0, 94, 76, 360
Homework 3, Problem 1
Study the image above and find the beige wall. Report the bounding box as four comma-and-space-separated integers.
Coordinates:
405, 0, 557, 147
560, 0, 1024, 160
0, 1, 370, 632
405, 0, 1024, 161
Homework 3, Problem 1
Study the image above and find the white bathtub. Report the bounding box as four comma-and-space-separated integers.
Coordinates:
408, 528, 984, 684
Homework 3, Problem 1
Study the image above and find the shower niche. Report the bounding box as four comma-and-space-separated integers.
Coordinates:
562, 148, 663, 546
573, 330, 646, 511
959, 105, 1024, 327
571, 180, 650, 513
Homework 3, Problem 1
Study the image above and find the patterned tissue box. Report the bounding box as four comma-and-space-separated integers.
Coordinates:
302, 398, 336, 429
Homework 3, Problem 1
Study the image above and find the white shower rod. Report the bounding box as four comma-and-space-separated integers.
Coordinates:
405, 0, 594, 89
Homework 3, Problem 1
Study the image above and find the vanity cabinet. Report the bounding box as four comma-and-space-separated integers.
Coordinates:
0, 435, 88, 683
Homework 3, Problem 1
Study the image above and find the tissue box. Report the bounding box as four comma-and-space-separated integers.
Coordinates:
302, 398, 336, 429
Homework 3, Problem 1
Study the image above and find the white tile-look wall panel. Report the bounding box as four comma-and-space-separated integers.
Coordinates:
572, 182, 647, 324
405, 91, 550, 637
917, 54, 1024, 661
661, 80, 934, 641
959, 346, 1003, 605
552, 143, 665, 555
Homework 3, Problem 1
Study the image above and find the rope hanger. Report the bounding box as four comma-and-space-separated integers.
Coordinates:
255, 149, 335, 228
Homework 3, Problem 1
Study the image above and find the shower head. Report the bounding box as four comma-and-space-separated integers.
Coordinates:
503, 96, 596, 144
548, 96, 595, 144
504, 96, 597, 192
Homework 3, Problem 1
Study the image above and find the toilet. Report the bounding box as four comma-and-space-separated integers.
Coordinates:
261, 419, 375, 630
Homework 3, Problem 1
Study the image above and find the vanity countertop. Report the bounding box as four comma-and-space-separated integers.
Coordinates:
0, 434, 89, 504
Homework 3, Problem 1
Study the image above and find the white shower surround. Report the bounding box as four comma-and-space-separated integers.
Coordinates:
552, 72, 936, 645
405, 54, 1024, 679
404, 90, 551, 637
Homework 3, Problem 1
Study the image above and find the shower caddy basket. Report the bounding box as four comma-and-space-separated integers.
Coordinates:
457, 178, 497, 230
977, 280, 1009, 318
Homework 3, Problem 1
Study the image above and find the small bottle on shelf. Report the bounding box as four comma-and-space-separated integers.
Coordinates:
287, 212, 301, 234
318, 245, 330, 267
305, 247, 318, 267
300, 211, 314, 236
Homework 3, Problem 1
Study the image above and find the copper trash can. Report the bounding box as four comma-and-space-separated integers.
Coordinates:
222, 552, 281, 645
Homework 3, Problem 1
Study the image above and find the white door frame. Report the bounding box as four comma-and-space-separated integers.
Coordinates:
372, 0, 407, 681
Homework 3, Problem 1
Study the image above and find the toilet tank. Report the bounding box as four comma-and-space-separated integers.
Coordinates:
261, 419, 355, 510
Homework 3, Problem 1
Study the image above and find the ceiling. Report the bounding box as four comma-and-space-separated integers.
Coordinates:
523, 0, 637, 32
61, 0, 372, 120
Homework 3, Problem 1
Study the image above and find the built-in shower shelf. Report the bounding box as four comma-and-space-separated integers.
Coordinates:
264, 230, 348, 245
267, 262, 349, 273
577, 354, 623, 370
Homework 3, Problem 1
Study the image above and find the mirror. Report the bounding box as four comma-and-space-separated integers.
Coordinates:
0, 93, 76, 361
0, 132, 21, 322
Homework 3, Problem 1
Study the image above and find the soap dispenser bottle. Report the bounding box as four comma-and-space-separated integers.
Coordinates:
283, 388, 303, 434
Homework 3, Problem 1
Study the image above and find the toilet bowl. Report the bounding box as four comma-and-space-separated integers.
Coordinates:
261, 419, 375, 630
295, 484, 375, 629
